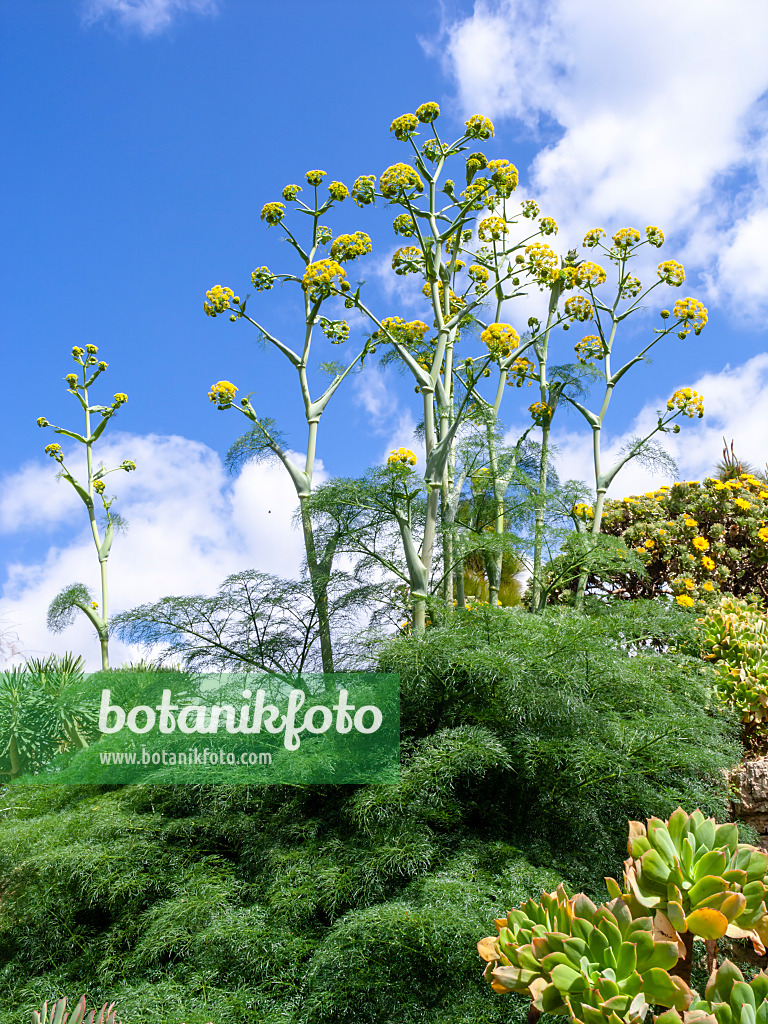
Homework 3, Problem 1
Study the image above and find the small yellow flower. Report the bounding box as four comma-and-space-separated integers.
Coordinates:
676, 594, 695, 607
44, 443, 63, 459
702, 582, 715, 592
644, 539, 655, 549
692, 536, 710, 552
113, 393, 128, 405
734, 498, 751, 510
684, 518, 698, 528
701, 555, 715, 571
758, 527, 768, 543
684, 578, 695, 590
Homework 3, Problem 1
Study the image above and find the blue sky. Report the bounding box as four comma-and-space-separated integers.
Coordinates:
2, 0, 768, 666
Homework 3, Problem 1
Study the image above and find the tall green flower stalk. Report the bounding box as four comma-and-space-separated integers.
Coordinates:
551, 227, 708, 608
40, 346, 136, 670
350, 103, 557, 632
204, 172, 375, 672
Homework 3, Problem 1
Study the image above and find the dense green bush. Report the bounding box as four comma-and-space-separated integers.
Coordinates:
0, 604, 741, 1024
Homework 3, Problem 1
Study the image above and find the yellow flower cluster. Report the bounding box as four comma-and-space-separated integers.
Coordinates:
113, 393, 127, 405
575, 262, 607, 288
574, 335, 604, 362
377, 317, 430, 346
462, 179, 492, 211
93, 479, 106, 494
488, 159, 518, 197
391, 245, 423, 275
522, 199, 540, 219
44, 443, 63, 459
416, 101, 440, 123
667, 387, 704, 418
305, 170, 327, 186
573, 503, 594, 518
260, 202, 285, 226
529, 401, 552, 425
390, 113, 419, 140
387, 447, 417, 467
464, 114, 495, 139
204, 285, 237, 317
65, 373, 79, 386
352, 174, 376, 207
673, 297, 708, 335
282, 184, 302, 201
477, 216, 508, 242
421, 139, 451, 164
320, 318, 350, 344
208, 381, 238, 405
612, 227, 641, 249
121, 460, 136, 472
646, 226, 665, 248
480, 323, 519, 360
302, 259, 349, 301
330, 231, 372, 263
620, 275, 642, 299
328, 181, 348, 202
523, 242, 558, 274
507, 356, 535, 387
658, 260, 685, 286
539, 216, 558, 236
468, 264, 489, 284
583, 228, 606, 248
251, 266, 275, 292
676, 594, 695, 607
564, 295, 594, 322
392, 213, 416, 237
380, 163, 424, 198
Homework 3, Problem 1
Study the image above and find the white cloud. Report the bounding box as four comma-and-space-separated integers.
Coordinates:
547, 353, 768, 498
438, 0, 768, 315
81, 0, 218, 35
0, 433, 321, 669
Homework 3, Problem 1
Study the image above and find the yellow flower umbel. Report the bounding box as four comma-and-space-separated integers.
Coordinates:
477, 216, 508, 242
646, 226, 665, 247
583, 228, 606, 248
390, 113, 419, 141
564, 295, 594, 322
416, 101, 440, 123
575, 262, 607, 287
480, 323, 519, 361
351, 174, 376, 207
305, 169, 327, 186
529, 401, 552, 426
260, 202, 285, 226
204, 285, 238, 318
667, 387, 704, 418
330, 232, 372, 263
574, 335, 604, 363
391, 246, 423, 275
387, 447, 417, 467
208, 381, 238, 406
612, 227, 641, 250
327, 181, 348, 201
464, 114, 495, 139
673, 297, 708, 335
658, 260, 685, 286
379, 163, 424, 198
302, 259, 349, 302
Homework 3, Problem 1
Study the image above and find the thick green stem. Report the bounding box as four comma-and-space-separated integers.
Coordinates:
531, 422, 551, 613
299, 498, 334, 675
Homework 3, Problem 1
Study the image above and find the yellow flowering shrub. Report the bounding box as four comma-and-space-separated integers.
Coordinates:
586, 474, 768, 604
698, 595, 768, 748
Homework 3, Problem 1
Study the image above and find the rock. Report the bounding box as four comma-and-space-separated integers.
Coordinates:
731, 757, 768, 850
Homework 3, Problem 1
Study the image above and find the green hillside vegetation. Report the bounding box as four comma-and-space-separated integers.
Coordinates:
0, 605, 740, 1024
